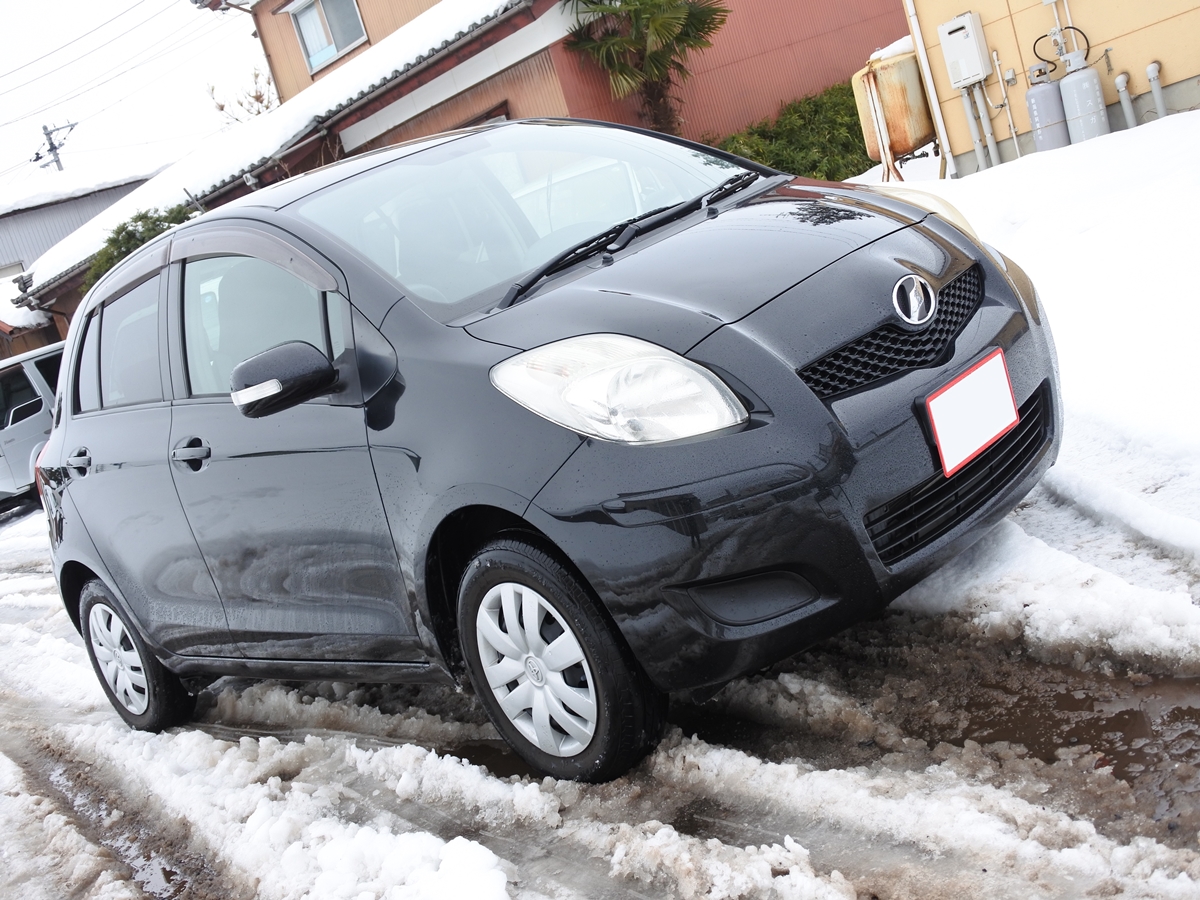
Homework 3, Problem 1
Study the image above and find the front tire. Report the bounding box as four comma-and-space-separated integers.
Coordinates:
458, 536, 665, 782
79, 580, 196, 731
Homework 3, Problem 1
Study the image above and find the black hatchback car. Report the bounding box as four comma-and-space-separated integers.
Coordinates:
39, 120, 1060, 781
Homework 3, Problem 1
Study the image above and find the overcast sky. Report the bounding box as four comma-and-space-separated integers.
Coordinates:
0, 0, 269, 207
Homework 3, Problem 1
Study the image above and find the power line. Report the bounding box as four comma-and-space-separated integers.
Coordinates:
76, 20, 243, 125
0, 16, 227, 129
0, 2, 178, 100
0, 0, 155, 81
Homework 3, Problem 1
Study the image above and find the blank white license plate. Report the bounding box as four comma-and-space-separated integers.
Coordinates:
926, 349, 1018, 477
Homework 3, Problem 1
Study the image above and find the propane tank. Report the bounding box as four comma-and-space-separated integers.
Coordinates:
1025, 63, 1070, 152
1059, 51, 1111, 143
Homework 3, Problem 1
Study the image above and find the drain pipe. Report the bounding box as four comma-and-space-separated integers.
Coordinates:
1147, 62, 1168, 120
972, 83, 1001, 166
903, 0, 957, 177
961, 89, 990, 170
1115, 73, 1137, 129
992, 50, 1022, 158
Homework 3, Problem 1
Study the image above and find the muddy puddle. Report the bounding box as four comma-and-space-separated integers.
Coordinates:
960, 662, 1200, 778
678, 610, 1200, 846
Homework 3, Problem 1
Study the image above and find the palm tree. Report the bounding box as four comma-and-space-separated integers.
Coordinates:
565, 0, 730, 136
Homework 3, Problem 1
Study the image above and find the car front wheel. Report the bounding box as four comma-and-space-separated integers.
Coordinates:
458, 536, 665, 782
80, 580, 196, 731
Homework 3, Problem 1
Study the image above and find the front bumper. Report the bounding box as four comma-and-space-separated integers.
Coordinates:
527, 235, 1061, 694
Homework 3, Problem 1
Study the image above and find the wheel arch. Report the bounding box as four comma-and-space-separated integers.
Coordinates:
423, 504, 620, 678
58, 559, 100, 633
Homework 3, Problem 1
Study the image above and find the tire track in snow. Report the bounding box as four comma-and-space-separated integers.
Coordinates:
0, 710, 253, 900
1011, 484, 1200, 601
1042, 469, 1200, 571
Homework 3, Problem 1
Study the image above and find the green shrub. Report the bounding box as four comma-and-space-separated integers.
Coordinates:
717, 82, 873, 183
84, 204, 191, 289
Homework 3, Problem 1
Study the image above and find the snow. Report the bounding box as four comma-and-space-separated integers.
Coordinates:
0, 753, 139, 900
870, 34, 915, 62
26, 0, 517, 291
0, 292, 50, 330
0, 168, 160, 219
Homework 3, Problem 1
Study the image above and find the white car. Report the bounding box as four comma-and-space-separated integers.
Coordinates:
0, 341, 62, 501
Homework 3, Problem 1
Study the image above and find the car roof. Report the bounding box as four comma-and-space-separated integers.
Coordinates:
0, 341, 64, 370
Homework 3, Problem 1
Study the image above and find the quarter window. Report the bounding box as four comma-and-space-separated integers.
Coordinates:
76, 313, 101, 413
34, 352, 62, 396
182, 256, 331, 397
0, 366, 38, 429
287, 0, 366, 72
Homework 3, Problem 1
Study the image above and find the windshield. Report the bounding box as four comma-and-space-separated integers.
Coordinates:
292, 123, 748, 321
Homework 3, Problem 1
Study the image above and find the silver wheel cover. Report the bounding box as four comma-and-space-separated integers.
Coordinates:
88, 603, 149, 715
475, 582, 597, 757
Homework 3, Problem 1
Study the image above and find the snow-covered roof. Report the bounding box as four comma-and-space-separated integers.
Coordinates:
0, 167, 162, 219
25, 0, 521, 298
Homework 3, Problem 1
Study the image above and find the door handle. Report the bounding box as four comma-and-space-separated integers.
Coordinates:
171, 446, 211, 461
67, 449, 92, 470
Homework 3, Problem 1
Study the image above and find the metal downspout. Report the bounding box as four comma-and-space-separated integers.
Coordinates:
903, 0, 957, 178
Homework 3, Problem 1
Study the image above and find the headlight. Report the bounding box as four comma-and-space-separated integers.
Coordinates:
870, 185, 979, 241
490, 334, 748, 444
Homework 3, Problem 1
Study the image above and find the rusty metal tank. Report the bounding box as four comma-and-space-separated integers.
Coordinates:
852, 51, 936, 161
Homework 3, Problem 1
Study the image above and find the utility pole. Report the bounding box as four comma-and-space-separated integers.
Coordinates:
32, 123, 76, 171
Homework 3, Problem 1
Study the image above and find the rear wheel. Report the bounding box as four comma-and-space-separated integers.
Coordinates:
458, 536, 665, 782
79, 580, 196, 731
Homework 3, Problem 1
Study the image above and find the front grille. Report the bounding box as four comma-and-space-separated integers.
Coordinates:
864, 383, 1049, 567
799, 266, 984, 399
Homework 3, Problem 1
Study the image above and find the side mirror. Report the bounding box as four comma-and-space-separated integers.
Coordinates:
230, 341, 337, 418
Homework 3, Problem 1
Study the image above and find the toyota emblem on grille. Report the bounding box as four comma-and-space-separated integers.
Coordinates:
892, 274, 937, 328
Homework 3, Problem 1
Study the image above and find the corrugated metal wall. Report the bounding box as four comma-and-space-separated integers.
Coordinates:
557, 0, 908, 141
0, 182, 144, 273
361, 49, 570, 148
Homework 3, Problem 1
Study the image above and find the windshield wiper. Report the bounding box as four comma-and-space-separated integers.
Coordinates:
498, 206, 671, 308
605, 171, 761, 252
498, 171, 762, 309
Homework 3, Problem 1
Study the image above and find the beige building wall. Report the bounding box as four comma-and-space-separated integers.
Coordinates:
255, 0, 440, 102
908, 0, 1200, 162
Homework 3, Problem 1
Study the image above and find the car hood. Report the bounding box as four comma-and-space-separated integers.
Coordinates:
464, 179, 926, 353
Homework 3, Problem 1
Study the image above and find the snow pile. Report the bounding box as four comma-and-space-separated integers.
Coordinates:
62, 724, 513, 900
205, 681, 498, 747
897, 520, 1200, 673
27, 0, 517, 289
0, 511, 57, 611
595, 821, 856, 900
651, 734, 1200, 897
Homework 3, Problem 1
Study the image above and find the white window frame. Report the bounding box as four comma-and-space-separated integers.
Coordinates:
281, 0, 368, 75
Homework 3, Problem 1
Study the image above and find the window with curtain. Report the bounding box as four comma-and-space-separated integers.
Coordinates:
289, 0, 366, 72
